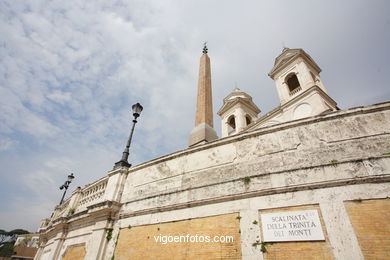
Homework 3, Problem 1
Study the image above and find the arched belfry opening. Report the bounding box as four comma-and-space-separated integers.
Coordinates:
286, 73, 301, 92
245, 115, 251, 126
227, 115, 236, 134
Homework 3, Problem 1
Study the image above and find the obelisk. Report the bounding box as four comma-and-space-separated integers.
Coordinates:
188, 43, 218, 146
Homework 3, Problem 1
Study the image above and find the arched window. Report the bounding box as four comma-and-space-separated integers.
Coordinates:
227, 115, 236, 134
245, 115, 251, 126
285, 73, 301, 92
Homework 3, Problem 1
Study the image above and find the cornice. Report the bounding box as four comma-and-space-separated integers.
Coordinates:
39, 200, 122, 235
217, 97, 261, 116
246, 85, 337, 131
269, 49, 321, 79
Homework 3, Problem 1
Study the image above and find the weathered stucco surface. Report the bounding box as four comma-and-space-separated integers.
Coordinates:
35, 102, 390, 260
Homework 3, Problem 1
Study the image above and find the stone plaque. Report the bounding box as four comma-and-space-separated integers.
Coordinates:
261, 209, 325, 242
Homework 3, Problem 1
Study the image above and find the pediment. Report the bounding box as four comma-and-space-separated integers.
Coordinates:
268, 48, 321, 78
217, 96, 260, 116
269, 49, 301, 76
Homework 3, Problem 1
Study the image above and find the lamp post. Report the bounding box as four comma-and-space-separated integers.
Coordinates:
59, 173, 75, 205
114, 103, 143, 169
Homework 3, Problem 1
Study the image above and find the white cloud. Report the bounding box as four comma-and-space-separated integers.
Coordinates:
0, 137, 17, 151
0, 0, 389, 231
46, 90, 72, 104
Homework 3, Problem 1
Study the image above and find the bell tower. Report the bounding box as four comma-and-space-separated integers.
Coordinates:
267, 48, 338, 121
218, 88, 260, 137
188, 44, 218, 146
269, 47, 327, 105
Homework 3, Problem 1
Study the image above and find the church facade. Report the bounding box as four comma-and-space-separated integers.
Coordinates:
34, 47, 390, 260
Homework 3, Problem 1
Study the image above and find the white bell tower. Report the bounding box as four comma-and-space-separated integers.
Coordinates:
269, 47, 328, 105
217, 88, 260, 137
267, 48, 338, 121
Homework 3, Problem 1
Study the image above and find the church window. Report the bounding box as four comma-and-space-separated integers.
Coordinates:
245, 115, 251, 126
227, 115, 236, 134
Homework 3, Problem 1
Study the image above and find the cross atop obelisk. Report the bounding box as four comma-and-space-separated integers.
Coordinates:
188, 43, 218, 146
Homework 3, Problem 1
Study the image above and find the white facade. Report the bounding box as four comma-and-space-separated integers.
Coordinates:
34, 48, 390, 260
35, 101, 390, 260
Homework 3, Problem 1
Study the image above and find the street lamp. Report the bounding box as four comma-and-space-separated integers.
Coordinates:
59, 173, 75, 205
114, 103, 143, 169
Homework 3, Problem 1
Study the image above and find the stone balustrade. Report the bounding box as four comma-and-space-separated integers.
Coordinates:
38, 176, 111, 233
76, 176, 109, 212
289, 85, 302, 96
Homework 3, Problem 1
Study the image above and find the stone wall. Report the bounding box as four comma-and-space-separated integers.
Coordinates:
35, 102, 390, 260
119, 102, 390, 217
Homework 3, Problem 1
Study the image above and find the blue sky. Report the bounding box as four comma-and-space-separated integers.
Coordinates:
0, 0, 389, 232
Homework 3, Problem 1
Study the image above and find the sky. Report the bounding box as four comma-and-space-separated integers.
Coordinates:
0, 0, 389, 232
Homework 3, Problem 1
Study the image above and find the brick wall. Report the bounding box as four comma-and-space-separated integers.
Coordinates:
13, 246, 38, 259
345, 198, 390, 260
259, 205, 334, 260
61, 244, 86, 260
114, 213, 241, 260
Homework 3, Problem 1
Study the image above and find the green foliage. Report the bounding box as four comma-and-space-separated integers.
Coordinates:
0, 230, 7, 245
115, 233, 120, 246
0, 228, 30, 257
252, 240, 260, 247
106, 228, 113, 241
243, 176, 251, 184
8, 229, 29, 235
236, 216, 242, 220
260, 242, 267, 253
0, 242, 14, 257
252, 220, 258, 225
252, 240, 268, 253
67, 208, 75, 217
329, 159, 338, 164
0, 229, 29, 246
128, 225, 132, 229
383, 152, 390, 155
